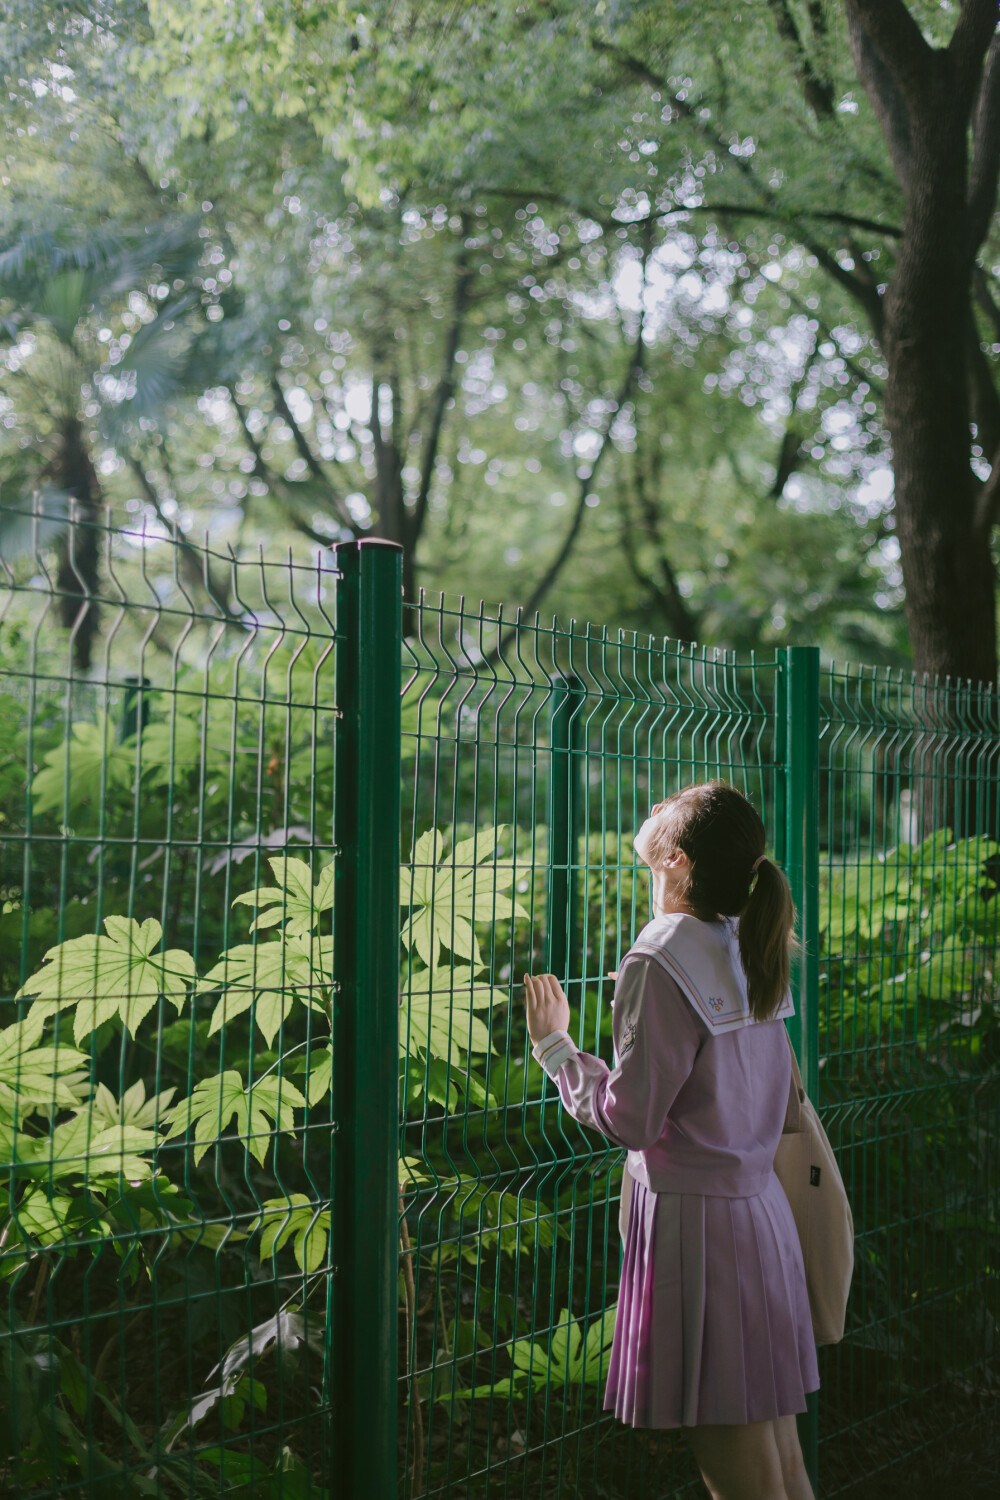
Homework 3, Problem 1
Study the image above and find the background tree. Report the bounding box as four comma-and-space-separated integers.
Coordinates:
0, 1, 920, 670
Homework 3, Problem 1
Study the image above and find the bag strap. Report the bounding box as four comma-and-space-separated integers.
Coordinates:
785, 1028, 806, 1097
782, 1027, 806, 1132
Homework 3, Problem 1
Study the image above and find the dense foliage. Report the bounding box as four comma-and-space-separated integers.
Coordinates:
1, 1, 946, 667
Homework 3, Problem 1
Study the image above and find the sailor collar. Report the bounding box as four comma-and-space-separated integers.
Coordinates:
624, 911, 795, 1034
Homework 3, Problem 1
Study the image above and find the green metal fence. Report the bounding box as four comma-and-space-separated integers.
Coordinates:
1, 514, 998, 1498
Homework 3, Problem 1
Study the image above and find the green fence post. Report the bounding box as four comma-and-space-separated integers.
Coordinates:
777, 644, 821, 1491
332, 539, 402, 1500
546, 674, 584, 987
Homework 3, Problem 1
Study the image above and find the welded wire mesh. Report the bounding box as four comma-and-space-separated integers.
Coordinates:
397, 599, 780, 1500
815, 668, 1000, 1493
4, 509, 999, 1500
1, 510, 339, 1498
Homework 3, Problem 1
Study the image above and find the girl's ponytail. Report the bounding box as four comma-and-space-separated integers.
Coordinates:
738, 857, 795, 1022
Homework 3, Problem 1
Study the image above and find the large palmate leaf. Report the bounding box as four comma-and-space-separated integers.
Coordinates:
0, 1016, 91, 1124
31, 715, 135, 817
250, 1194, 330, 1272
401, 963, 503, 1067
232, 856, 333, 935
165, 1307, 324, 1450
166, 1070, 307, 1165
137, 703, 239, 791
400, 826, 529, 968
198, 932, 333, 1047
452, 1302, 617, 1402
17, 917, 196, 1043
9, 1113, 162, 1183
86, 1079, 177, 1131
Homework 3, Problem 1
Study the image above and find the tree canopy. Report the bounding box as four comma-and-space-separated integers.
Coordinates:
3, 2, 997, 673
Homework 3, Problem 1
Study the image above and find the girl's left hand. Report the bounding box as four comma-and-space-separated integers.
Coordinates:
523, 973, 571, 1044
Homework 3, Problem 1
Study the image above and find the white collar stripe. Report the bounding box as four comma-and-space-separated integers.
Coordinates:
624, 913, 795, 1035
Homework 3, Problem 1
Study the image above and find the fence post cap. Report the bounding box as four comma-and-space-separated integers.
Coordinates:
334, 537, 404, 558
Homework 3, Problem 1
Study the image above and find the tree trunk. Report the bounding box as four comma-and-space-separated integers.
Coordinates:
882, 90, 996, 686
369, 372, 419, 636
49, 416, 101, 672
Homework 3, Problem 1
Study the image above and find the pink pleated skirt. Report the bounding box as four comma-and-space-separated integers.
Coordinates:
604, 1174, 820, 1428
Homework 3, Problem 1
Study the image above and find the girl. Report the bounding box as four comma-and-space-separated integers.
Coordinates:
524, 782, 818, 1500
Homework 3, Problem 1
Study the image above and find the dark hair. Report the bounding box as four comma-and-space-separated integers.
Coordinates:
638, 781, 795, 1022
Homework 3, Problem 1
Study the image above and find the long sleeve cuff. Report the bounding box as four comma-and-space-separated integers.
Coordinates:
532, 1029, 578, 1079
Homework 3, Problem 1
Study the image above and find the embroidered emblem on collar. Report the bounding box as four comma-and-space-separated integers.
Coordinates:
619, 1018, 638, 1056
708, 996, 725, 1013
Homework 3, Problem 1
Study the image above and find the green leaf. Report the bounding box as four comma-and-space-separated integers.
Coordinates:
86, 1079, 177, 1131
166, 1069, 307, 1165
305, 1046, 332, 1105
250, 1194, 330, 1272
400, 825, 529, 968
31, 715, 135, 817
233, 855, 333, 935
137, 706, 237, 791
0, 1016, 91, 1123
17, 917, 195, 1043
199, 932, 333, 1046
10, 1113, 161, 1183
401, 963, 503, 1067
451, 1302, 617, 1402
916, 941, 979, 1000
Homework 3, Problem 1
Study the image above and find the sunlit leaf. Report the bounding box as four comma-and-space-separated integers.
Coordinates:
199, 932, 333, 1046
232, 855, 333, 935
166, 1069, 307, 1165
17, 917, 195, 1042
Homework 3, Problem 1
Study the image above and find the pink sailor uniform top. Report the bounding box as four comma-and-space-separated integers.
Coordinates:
530, 910, 818, 1429
532, 911, 797, 1196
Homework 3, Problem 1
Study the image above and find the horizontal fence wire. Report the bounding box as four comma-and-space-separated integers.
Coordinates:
397, 596, 780, 1500
815, 667, 1000, 1493
1, 510, 340, 1498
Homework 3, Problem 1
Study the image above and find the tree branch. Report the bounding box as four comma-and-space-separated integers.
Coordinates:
842, 0, 934, 107
968, 31, 1000, 252
269, 375, 360, 534
770, 335, 821, 498
228, 385, 346, 546
973, 440, 1000, 540
844, 5, 918, 194
766, 0, 835, 120
505, 249, 652, 630
948, 0, 1000, 105
974, 263, 1000, 341
967, 316, 1000, 459
592, 38, 884, 331
410, 233, 474, 545
668, 202, 902, 238
618, 442, 699, 642
126, 456, 239, 620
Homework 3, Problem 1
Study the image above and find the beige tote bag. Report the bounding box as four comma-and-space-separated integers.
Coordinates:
773, 1035, 855, 1346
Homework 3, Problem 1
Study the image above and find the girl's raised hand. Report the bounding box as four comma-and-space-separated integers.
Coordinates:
523, 973, 571, 1045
